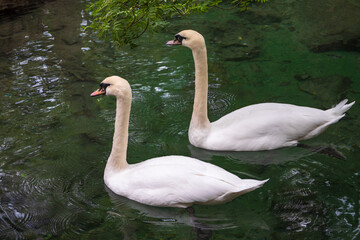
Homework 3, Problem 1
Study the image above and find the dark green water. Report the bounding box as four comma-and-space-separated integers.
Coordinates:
1, 0, 359, 239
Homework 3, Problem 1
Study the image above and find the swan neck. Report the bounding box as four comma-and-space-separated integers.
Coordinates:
107, 96, 130, 171
192, 46, 210, 128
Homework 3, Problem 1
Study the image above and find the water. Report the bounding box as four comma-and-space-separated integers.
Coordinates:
0, 0, 359, 239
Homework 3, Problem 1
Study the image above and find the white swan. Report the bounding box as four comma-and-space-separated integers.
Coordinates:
166, 30, 355, 151
90, 76, 268, 208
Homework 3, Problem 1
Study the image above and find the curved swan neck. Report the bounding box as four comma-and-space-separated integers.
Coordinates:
191, 46, 210, 128
107, 96, 130, 171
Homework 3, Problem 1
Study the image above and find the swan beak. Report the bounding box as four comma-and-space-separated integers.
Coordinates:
90, 88, 106, 97
166, 39, 181, 45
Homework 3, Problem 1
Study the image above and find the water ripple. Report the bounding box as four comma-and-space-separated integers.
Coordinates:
208, 89, 236, 118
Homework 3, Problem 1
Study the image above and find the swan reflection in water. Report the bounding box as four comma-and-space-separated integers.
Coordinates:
105, 187, 269, 239
188, 142, 346, 165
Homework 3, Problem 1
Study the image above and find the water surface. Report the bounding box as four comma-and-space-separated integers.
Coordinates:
0, 0, 359, 239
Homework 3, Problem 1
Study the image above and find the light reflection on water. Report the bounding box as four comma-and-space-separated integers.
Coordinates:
0, 0, 359, 239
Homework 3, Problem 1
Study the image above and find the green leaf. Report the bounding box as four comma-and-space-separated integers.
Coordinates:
85, 0, 270, 46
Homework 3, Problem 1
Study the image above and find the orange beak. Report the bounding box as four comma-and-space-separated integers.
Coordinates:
166, 39, 182, 45
90, 88, 106, 97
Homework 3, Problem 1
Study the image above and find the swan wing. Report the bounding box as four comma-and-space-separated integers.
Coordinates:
204, 103, 335, 151
105, 156, 267, 207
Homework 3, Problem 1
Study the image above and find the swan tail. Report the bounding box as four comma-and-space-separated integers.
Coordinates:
301, 100, 354, 140
237, 178, 269, 195
328, 99, 355, 116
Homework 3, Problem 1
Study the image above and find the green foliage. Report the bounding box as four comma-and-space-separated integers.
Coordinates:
233, 0, 269, 11
86, 0, 268, 46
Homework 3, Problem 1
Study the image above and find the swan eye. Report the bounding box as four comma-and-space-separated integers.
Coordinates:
100, 83, 110, 90
174, 34, 186, 43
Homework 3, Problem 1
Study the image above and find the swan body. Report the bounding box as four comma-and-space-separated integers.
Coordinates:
167, 30, 355, 151
91, 76, 268, 208
105, 155, 267, 208
191, 101, 354, 151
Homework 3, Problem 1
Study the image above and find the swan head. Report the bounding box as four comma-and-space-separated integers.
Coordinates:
166, 30, 205, 50
90, 76, 131, 99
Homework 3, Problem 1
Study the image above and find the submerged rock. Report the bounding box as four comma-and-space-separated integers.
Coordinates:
0, 0, 53, 15
297, 75, 352, 102
206, 19, 263, 62
294, 73, 312, 82
293, 0, 360, 52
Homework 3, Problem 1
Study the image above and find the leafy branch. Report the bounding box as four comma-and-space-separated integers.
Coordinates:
85, 0, 269, 46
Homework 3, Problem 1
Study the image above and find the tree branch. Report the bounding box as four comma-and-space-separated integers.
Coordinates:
133, 18, 150, 39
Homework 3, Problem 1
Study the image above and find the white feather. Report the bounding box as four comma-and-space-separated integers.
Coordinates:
106, 156, 268, 208
196, 102, 355, 151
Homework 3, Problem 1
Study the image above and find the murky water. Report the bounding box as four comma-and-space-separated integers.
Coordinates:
1, 0, 359, 239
